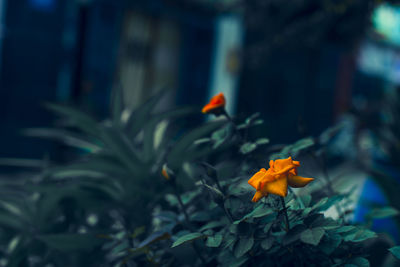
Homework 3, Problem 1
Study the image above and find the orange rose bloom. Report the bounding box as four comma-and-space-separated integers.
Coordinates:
248, 157, 314, 202
202, 93, 226, 114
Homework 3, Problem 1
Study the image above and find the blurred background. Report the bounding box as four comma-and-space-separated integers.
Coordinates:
1, 0, 400, 264
2, 0, 399, 160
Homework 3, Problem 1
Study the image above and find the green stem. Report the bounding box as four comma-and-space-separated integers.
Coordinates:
280, 197, 290, 232
215, 179, 224, 195
288, 187, 304, 209
222, 109, 233, 123
223, 204, 234, 223
311, 151, 344, 219
172, 185, 206, 264
171, 182, 190, 224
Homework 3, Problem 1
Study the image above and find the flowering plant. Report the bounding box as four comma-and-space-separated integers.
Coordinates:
248, 157, 314, 202
0, 91, 397, 266
114, 93, 389, 266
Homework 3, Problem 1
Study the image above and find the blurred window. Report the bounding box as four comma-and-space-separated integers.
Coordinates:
116, 12, 180, 110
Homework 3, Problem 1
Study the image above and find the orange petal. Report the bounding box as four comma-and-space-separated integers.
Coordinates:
202, 103, 224, 113
287, 175, 314, 188
292, 160, 300, 167
274, 165, 297, 177
289, 168, 297, 176
273, 158, 298, 176
262, 177, 288, 197
252, 191, 267, 202
202, 93, 226, 113
210, 93, 225, 105
269, 160, 274, 168
248, 168, 267, 189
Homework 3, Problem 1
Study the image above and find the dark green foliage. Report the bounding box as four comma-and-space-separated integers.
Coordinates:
389, 246, 400, 260
0, 89, 397, 266
121, 112, 382, 266
172, 233, 205, 248
0, 90, 228, 266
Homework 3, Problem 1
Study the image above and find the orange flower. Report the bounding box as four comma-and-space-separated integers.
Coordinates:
161, 164, 173, 180
248, 157, 314, 202
202, 93, 226, 114
161, 168, 169, 180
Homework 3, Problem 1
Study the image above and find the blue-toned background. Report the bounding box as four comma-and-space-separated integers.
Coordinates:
1, 0, 400, 247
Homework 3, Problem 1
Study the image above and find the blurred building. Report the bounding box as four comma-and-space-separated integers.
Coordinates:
0, 0, 243, 159
1, 0, 395, 160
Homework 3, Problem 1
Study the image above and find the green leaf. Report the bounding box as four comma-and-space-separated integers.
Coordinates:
0, 201, 23, 218
349, 257, 370, 267
46, 156, 130, 178
199, 221, 226, 232
239, 142, 257, 154
168, 120, 226, 168
261, 237, 274, 250
165, 194, 179, 207
110, 83, 124, 124
224, 255, 249, 267
206, 234, 223, 247
223, 234, 236, 250
304, 213, 324, 226
319, 123, 344, 144
155, 211, 178, 222
98, 127, 143, 173
389, 246, 400, 260
282, 224, 307, 245
291, 137, 314, 153
300, 195, 312, 207
7, 236, 21, 254
333, 226, 356, 233
23, 128, 102, 152
37, 233, 105, 252
191, 211, 212, 222
194, 138, 211, 145
311, 197, 328, 210
237, 113, 262, 129
200, 183, 224, 200
234, 237, 254, 258
171, 233, 205, 248
245, 113, 260, 124
131, 226, 146, 239
124, 90, 167, 136
234, 204, 273, 224
143, 106, 196, 161
211, 124, 234, 149
139, 231, 171, 247
344, 229, 376, 242
255, 138, 270, 145
49, 169, 106, 179
307, 215, 338, 229
317, 195, 346, 212
367, 207, 399, 219
319, 233, 342, 255
302, 207, 312, 216
110, 240, 129, 257
200, 162, 218, 181
0, 158, 45, 168
44, 103, 100, 137
300, 227, 325, 246
263, 222, 274, 233
269, 137, 314, 159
